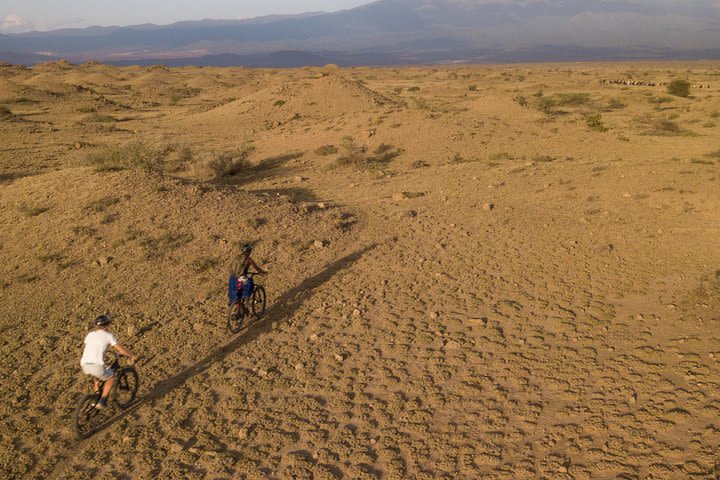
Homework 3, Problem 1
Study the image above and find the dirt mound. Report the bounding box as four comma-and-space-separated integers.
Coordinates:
33, 59, 76, 71
22, 72, 64, 87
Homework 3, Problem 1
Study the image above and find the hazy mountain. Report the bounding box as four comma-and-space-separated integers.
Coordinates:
1, 0, 719, 66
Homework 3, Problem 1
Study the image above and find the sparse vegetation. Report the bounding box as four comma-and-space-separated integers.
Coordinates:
83, 113, 117, 123
704, 150, 720, 159
273, 99, 286, 107
85, 196, 120, 212
88, 141, 166, 173
315, 145, 339, 156
19, 204, 49, 217
585, 114, 608, 132
667, 79, 691, 98
336, 137, 401, 169
489, 152, 515, 162
606, 98, 626, 110
468, 85, 477, 91
142, 232, 194, 260
71, 225, 98, 237
407, 86, 420, 92
513, 95, 528, 107
207, 144, 256, 178
191, 256, 220, 273
557, 93, 591, 106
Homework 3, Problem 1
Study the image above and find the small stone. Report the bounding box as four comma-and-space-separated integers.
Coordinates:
97, 256, 111, 266
407, 210, 417, 218
74, 142, 82, 150
709, 353, 714, 359
192, 322, 203, 331
170, 443, 183, 453
257, 369, 267, 377
558, 466, 568, 474
294, 363, 304, 370
309, 334, 318, 341
429, 311, 439, 320
434, 330, 443, 337
317, 202, 326, 209
635, 314, 644, 321
237, 427, 248, 439
352, 308, 362, 317
623, 192, 632, 198
293, 175, 306, 182
334, 353, 344, 362
666, 304, 676, 310
313, 240, 326, 249
518, 339, 525, 345
126, 326, 135, 336
392, 191, 408, 202
629, 393, 637, 404
482, 202, 494, 211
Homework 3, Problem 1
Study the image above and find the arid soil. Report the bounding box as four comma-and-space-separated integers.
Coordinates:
1, 60, 720, 479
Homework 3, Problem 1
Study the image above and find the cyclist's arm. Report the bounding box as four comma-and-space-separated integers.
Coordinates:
113, 343, 137, 361
248, 258, 267, 274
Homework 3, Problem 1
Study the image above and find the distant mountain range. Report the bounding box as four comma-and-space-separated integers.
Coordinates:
2, 0, 720, 66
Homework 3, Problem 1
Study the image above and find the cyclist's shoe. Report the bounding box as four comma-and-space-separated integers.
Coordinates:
95, 398, 107, 410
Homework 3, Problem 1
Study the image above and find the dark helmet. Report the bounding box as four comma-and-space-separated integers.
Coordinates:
95, 314, 112, 327
241, 243, 253, 254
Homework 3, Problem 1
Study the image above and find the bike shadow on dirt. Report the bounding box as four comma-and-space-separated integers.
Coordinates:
83, 243, 377, 439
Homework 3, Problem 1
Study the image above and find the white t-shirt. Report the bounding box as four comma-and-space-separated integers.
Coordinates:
80, 329, 118, 365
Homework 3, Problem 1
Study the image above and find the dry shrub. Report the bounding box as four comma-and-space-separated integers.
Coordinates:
315, 145, 338, 156
336, 137, 401, 169
208, 144, 255, 178
88, 141, 165, 172
667, 79, 690, 98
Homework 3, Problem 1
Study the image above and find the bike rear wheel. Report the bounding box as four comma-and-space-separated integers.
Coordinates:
74, 394, 102, 439
227, 302, 246, 333
252, 286, 266, 318
114, 367, 139, 408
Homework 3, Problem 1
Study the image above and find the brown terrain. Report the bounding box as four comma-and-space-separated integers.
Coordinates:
1, 60, 719, 479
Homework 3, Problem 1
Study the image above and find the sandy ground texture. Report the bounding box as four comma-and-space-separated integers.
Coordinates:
1, 60, 720, 479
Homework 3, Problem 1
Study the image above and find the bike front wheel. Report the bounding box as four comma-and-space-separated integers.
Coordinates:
114, 367, 139, 408
227, 302, 246, 333
252, 286, 266, 318
74, 394, 102, 439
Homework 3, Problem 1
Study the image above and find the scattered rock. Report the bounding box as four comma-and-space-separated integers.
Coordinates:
293, 175, 306, 182
97, 256, 112, 266
73, 142, 83, 150
257, 369, 268, 378
126, 326, 135, 336
392, 191, 408, 202
623, 193, 632, 198
317, 202, 326, 209
629, 392, 637, 404
334, 353, 345, 362
294, 363, 304, 370
309, 334, 318, 341
429, 311, 439, 320
237, 427, 248, 439
482, 202, 494, 211
352, 308, 362, 317
635, 314, 644, 321
313, 240, 326, 249
170, 443, 183, 453
363, 129, 376, 138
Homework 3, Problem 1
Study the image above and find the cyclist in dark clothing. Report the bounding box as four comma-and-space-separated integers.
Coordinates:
228, 243, 267, 306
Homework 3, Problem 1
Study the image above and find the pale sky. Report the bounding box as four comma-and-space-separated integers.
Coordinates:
0, 0, 373, 33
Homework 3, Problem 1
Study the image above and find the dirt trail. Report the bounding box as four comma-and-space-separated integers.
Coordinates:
1, 62, 720, 479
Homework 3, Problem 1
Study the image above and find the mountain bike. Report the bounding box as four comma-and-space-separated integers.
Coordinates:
227, 272, 267, 333
74, 354, 139, 439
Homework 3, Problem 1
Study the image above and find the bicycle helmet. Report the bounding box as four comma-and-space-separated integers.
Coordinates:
241, 243, 253, 254
95, 314, 112, 326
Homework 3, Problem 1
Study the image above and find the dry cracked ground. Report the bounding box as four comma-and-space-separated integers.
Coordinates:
1, 60, 720, 479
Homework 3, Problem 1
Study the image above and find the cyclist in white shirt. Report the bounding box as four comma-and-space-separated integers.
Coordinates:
80, 315, 137, 409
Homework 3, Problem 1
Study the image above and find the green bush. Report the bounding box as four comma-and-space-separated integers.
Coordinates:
667, 79, 690, 98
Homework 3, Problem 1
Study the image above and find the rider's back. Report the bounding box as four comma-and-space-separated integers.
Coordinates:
80, 329, 118, 366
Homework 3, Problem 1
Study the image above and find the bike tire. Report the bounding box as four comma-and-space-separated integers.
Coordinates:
74, 394, 101, 439
114, 367, 139, 408
252, 286, 266, 318
227, 302, 245, 333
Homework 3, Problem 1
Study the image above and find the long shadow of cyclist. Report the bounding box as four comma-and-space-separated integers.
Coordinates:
82, 243, 377, 439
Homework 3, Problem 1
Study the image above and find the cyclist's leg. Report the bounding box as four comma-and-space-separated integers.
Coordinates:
228, 275, 239, 306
